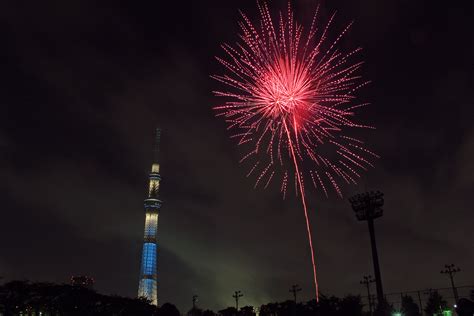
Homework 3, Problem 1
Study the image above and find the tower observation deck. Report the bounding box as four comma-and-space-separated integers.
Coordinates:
138, 128, 162, 305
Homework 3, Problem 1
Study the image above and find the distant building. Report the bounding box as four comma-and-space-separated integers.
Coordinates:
70, 275, 95, 289
137, 128, 162, 306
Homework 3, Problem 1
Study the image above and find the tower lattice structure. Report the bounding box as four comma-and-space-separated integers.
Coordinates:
138, 128, 162, 305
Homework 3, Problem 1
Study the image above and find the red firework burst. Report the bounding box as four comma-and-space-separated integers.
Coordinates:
212, 1, 378, 301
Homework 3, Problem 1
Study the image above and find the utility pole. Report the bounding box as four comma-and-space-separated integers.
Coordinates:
400, 292, 404, 314
289, 284, 302, 304
416, 291, 423, 316
233, 290, 243, 310
440, 264, 461, 303
349, 191, 385, 308
360, 275, 375, 316
192, 295, 198, 310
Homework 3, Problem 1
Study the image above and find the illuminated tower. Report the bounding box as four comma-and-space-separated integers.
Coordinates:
138, 128, 162, 305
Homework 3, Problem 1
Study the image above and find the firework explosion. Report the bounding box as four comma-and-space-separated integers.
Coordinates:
212, 1, 377, 300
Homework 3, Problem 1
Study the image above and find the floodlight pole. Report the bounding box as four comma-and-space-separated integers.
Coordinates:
349, 191, 385, 307
367, 216, 383, 303
360, 275, 375, 316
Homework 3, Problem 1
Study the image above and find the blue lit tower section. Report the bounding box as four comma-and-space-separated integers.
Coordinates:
138, 128, 162, 305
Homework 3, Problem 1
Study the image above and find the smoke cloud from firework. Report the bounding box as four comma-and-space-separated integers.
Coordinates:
212, 1, 377, 301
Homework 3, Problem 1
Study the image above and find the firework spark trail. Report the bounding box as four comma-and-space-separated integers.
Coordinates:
283, 120, 319, 300
212, 1, 377, 301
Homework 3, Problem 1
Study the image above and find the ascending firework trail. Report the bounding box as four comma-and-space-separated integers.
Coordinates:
211, 1, 378, 301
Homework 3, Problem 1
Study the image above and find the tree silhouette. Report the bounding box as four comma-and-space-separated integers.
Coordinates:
339, 295, 364, 316
373, 299, 393, 316
401, 295, 421, 316
424, 291, 448, 316
160, 302, 181, 316
240, 305, 256, 316
188, 307, 204, 316
0, 280, 159, 315
456, 298, 474, 316
219, 306, 238, 316
278, 300, 297, 316
259, 302, 279, 316
202, 309, 217, 316
0, 280, 31, 314
316, 295, 340, 316
5, 281, 443, 316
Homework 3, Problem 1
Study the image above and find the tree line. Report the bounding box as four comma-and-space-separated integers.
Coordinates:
1, 280, 472, 316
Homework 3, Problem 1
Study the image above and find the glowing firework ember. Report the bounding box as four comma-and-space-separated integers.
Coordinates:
212, 1, 378, 300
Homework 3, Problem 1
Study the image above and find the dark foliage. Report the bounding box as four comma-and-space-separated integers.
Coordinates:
456, 298, 474, 316
424, 291, 448, 316
160, 302, 181, 316
0, 280, 387, 316
373, 299, 393, 316
258, 295, 364, 316
218, 306, 238, 316
339, 295, 364, 316
202, 309, 217, 316
188, 307, 203, 316
239, 306, 256, 316
0, 280, 161, 315
401, 295, 420, 316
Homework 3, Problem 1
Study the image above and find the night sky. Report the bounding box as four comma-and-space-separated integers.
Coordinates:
1, 0, 473, 312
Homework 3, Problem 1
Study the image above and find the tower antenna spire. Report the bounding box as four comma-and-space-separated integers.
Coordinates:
153, 128, 162, 163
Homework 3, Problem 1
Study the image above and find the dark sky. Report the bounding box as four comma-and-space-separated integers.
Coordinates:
1, 0, 473, 312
